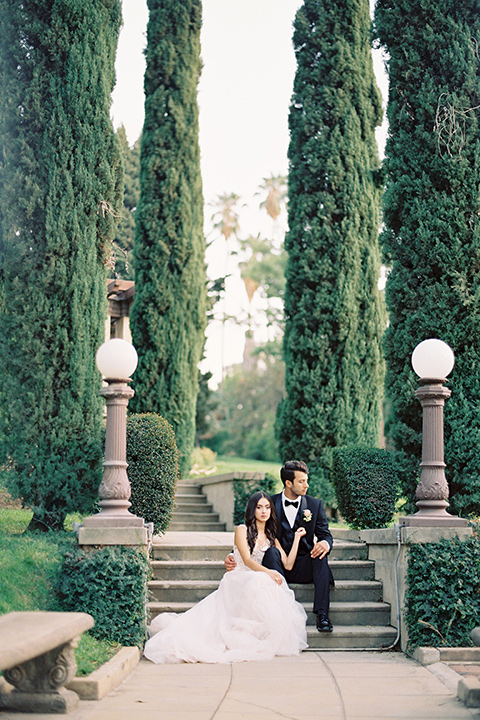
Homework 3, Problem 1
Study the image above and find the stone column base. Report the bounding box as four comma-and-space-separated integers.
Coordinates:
0, 682, 79, 713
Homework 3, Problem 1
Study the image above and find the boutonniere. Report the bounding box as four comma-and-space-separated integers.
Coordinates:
303, 509, 312, 523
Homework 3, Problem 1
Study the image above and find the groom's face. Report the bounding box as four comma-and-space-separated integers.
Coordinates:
287, 471, 309, 498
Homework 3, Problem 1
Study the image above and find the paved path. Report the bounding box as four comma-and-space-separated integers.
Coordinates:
2, 651, 480, 720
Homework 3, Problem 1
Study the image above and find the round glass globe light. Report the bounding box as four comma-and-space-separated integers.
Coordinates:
96, 338, 138, 379
411, 338, 455, 379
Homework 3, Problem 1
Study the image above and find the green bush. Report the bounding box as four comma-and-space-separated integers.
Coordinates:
127, 413, 179, 535
306, 455, 338, 512
58, 545, 150, 648
331, 447, 398, 529
405, 536, 480, 649
233, 472, 278, 526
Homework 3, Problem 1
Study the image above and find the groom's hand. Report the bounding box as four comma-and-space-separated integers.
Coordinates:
224, 553, 236, 572
311, 540, 330, 560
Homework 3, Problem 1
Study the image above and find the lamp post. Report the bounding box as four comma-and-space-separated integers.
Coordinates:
400, 338, 467, 527
78, 338, 148, 546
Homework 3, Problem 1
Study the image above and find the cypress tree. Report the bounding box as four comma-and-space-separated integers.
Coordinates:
113, 126, 141, 280
375, 0, 480, 515
130, 0, 206, 477
277, 0, 385, 499
0, 0, 123, 530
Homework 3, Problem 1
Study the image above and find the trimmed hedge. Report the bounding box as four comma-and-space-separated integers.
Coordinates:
405, 535, 480, 649
58, 545, 151, 647
331, 447, 398, 529
127, 413, 179, 535
233, 472, 277, 526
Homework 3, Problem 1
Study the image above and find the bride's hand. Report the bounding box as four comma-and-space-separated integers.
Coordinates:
267, 570, 283, 585
295, 527, 307, 538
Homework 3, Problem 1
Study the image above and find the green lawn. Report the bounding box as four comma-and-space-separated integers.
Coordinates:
0, 507, 119, 675
188, 452, 282, 486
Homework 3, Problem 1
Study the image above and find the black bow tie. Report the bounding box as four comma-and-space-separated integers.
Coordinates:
285, 500, 299, 508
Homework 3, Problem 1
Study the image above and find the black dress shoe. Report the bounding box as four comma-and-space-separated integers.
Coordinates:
316, 613, 333, 632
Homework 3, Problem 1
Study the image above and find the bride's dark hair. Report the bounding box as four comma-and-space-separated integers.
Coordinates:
244, 491, 278, 553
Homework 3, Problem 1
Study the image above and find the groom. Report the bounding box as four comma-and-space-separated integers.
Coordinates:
226, 459, 334, 632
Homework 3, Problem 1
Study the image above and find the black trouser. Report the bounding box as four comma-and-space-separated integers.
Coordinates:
262, 546, 331, 616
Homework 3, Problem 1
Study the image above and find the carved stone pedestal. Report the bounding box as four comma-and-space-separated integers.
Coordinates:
0, 612, 94, 714
0, 642, 79, 713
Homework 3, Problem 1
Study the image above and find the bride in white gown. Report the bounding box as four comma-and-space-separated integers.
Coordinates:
144, 491, 308, 664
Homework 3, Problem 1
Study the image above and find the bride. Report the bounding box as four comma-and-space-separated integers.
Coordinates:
144, 491, 308, 663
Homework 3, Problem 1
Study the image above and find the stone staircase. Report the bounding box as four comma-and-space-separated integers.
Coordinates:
148, 481, 398, 650
167, 480, 226, 531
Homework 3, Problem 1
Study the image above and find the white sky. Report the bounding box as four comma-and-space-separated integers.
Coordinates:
111, 0, 388, 387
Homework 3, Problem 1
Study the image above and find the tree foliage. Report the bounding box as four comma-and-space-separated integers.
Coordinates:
127, 413, 179, 535
130, 0, 207, 477
375, 0, 480, 515
112, 126, 141, 280
207, 355, 284, 463
0, 0, 123, 530
277, 0, 385, 498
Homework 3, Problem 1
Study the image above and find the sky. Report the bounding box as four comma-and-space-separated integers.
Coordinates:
111, 0, 388, 386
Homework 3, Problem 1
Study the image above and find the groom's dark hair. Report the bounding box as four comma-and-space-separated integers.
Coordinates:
280, 460, 309, 486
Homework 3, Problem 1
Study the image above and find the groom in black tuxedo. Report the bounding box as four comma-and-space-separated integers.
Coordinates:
262, 460, 334, 632
226, 459, 334, 632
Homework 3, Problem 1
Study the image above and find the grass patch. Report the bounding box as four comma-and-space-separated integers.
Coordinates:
75, 633, 121, 676
189, 453, 282, 484
0, 507, 121, 674
0, 520, 71, 614
0, 506, 32, 534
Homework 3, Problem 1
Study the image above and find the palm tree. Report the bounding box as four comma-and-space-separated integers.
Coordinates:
256, 174, 287, 222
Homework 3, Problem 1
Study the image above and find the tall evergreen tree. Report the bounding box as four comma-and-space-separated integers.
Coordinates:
130, 0, 206, 477
375, 0, 480, 515
277, 0, 385, 499
0, 0, 123, 530
112, 126, 141, 280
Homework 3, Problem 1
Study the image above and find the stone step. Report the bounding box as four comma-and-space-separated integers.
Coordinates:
167, 521, 227, 532
171, 511, 221, 523
150, 539, 368, 562
289, 580, 380, 603
302, 579, 383, 603
175, 482, 203, 494
149, 557, 375, 583
305, 625, 398, 650
173, 501, 213, 513
329, 560, 374, 581
150, 561, 226, 581
149, 557, 373, 583
147, 598, 390, 627
150, 543, 233, 562
148, 576, 382, 604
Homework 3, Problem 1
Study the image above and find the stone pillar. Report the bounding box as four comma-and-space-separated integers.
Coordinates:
78, 378, 148, 546
401, 379, 467, 528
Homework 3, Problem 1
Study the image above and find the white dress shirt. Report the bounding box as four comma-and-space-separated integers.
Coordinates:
282, 492, 300, 528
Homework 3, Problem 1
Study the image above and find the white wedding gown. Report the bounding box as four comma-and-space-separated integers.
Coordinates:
144, 541, 308, 664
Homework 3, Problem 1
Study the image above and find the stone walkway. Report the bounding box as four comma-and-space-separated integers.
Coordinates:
2, 651, 480, 720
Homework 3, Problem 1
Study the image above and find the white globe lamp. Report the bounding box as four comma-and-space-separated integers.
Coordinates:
96, 338, 138, 380
411, 338, 455, 380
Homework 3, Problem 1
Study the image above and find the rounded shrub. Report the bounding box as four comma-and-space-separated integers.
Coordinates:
59, 545, 150, 648
127, 413, 179, 535
331, 447, 399, 529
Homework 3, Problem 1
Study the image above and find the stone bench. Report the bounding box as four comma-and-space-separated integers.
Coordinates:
0, 611, 94, 714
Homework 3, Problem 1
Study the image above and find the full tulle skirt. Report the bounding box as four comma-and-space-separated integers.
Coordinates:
144, 569, 308, 664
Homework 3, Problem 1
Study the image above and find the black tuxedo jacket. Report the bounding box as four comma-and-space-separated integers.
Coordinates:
271, 492, 333, 557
